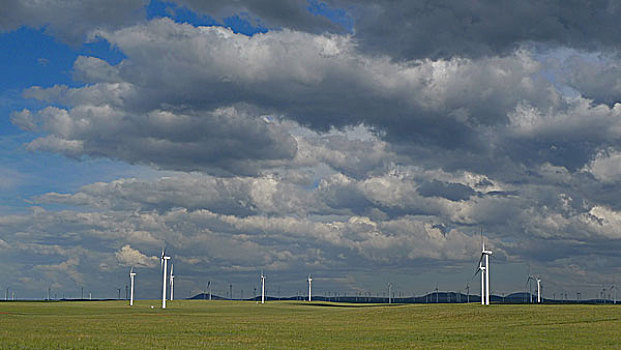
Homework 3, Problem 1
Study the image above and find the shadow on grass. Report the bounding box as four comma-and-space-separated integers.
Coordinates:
296, 302, 392, 308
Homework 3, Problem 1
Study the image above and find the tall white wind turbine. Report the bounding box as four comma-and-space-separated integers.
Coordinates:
261, 271, 266, 304
170, 263, 175, 301
129, 267, 136, 306
478, 262, 486, 305
160, 248, 171, 309
308, 274, 312, 302
473, 241, 492, 305
483, 243, 492, 305
536, 277, 542, 303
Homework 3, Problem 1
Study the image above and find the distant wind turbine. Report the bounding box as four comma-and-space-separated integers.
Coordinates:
129, 267, 136, 306
536, 277, 542, 303
308, 274, 312, 302
261, 271, 266, 304
526, 274, 536, 303
160, 248, 171, 309
170, 263, 175, 301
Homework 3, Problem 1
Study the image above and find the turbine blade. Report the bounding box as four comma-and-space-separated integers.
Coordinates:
472, 265, 482, 280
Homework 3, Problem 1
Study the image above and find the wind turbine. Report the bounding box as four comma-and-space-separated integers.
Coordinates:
483, 243, 492, 305
473, 261, 486, 305
308, 274, 312, 302
526, 274, 536, 303
473, 241, 492, 305
129, 267, 136, 306
466, 282, 470, 303
261, 271, 266, 304
169, 263, 175, 301
388, 283, 393, 304
160, 248, 171, 309
536, 277, 542, 303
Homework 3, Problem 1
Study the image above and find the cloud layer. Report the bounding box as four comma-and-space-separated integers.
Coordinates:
2, 1, 621, 298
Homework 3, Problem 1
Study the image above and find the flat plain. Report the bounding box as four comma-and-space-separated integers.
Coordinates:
0, 300, 620, 349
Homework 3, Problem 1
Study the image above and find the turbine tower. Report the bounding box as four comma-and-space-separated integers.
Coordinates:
478, 263, 486, 305
170, 263, 175, 301
536, 277, 541, 303
308, 274, 312, 302
160, 248, 171, 309
483, 243, 492, 305
473, 240, 492, 305
261, 271, 266, 304
129, 267, 136, 306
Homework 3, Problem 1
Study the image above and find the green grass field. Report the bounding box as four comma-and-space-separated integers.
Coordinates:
0, 300, 620, 349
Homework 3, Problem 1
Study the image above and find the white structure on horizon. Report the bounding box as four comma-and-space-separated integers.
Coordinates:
536, 277, 542, 303
129, 267, 136, 306
308, 274, 312, 302
527, 273, 542, 303
170, 263, 175, 301
261, 271, 266, 304
161, 248, 171, 309
474, 242, 492, 305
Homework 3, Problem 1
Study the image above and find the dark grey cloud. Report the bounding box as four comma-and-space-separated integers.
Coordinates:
173, 0, 345, 33
417, 180, 475, 201
36, 173, 315, 217
172, 0, 621, 60
558, 54, 621, 105
15, 105, 298, 176
342, 0, 621, 59
0, 0, 146, 44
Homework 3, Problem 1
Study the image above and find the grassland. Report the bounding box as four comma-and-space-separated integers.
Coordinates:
0, 300, 620, 349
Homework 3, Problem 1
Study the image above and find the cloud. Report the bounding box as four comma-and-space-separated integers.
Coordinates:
558, 53, 621, 105
171, 1, 621, 60
0, 0, 146, 44
17, 19, 576, 175
583, 149, 621, 183
6, 3, 621, 299
417, 180, 475, 202
171, 0, 346, 33
35, 173, 316, 216
115, 245, 157, 267
19, 104, 298, 175
0, 168, 23, 190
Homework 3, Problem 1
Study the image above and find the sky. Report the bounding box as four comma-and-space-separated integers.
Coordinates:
1, 0, 621, 301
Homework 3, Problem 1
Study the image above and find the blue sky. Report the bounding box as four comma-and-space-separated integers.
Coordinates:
1, 0, 621, 301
